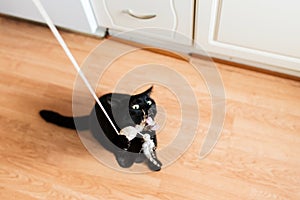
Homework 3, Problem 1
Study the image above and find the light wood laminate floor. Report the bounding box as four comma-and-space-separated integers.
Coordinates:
0, 16, 299, 200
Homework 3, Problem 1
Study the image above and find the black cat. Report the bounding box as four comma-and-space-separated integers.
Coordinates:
40, 86, 162, 171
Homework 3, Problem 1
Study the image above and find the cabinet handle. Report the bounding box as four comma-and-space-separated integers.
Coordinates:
122, 9, 156, 20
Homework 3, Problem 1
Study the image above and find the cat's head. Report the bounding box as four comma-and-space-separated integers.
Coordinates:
107, 86, 157, 128
129, 86, 157, 125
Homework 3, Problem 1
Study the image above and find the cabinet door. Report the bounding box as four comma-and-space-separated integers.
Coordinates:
91, 0, 194, 45
0, 0, 99, 34
195, 0, 300, 77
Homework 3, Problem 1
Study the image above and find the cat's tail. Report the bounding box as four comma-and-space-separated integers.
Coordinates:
39, 110, 89, 131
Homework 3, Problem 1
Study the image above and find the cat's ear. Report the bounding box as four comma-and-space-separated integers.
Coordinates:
140, 86, 153, 96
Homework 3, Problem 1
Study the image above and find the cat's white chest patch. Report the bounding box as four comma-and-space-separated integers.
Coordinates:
119, 126, 139, 141
119, 117, 159, 141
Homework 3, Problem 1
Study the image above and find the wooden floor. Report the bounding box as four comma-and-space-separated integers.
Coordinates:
1, 16, 300, 200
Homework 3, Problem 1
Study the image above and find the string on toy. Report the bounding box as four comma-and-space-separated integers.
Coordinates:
32, 0, 119, 135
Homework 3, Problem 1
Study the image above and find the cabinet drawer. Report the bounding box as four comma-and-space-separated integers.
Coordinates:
104, 0, 176, 30
91, 0, 194, 45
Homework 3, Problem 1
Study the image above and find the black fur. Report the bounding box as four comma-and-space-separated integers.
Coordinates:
40, 86, 161, 171
39, 110, 89, 130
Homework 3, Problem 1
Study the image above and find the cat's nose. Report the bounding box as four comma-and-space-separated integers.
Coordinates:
142, 109, 148, 117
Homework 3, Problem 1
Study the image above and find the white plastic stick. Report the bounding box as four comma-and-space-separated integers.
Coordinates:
32, 0, 119, 135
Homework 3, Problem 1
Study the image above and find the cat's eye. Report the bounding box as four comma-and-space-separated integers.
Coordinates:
132, 104, 140, 110
146, 100, 152, 105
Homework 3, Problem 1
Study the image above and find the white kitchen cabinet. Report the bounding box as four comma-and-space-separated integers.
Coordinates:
90, 0, 194, 45
2, 0, 299, 77
195, 0, 300, 77
0, 0, 101, 35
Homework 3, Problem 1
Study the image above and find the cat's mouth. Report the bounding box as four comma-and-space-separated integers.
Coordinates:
141, 115, 159, 131
131, 109, 156, 127
142, 110, 155, 122
139, 110, 158, 130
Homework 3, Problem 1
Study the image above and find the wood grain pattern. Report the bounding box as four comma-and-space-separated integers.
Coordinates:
0, 16, 300, 200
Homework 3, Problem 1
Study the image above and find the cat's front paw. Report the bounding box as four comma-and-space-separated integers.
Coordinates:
115, 151, 135, 168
